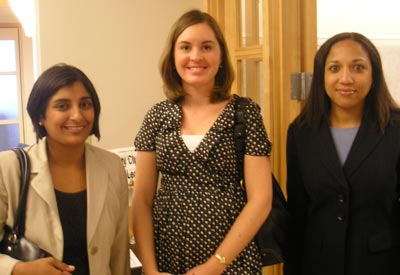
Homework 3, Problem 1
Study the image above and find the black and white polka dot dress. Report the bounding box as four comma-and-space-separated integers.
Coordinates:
134, 96, 272, 275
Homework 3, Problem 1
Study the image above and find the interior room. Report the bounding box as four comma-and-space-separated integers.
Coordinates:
0, 1, 399, 275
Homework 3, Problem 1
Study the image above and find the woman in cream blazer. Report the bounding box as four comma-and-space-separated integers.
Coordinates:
0, 64, 130, 275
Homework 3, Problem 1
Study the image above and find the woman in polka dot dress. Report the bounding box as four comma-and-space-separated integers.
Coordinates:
132, 9, 273, 275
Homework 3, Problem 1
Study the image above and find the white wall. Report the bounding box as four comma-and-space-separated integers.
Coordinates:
318, 0, 400, 102
34, 0, 204, 149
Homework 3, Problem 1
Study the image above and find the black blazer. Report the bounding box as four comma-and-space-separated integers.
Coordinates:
284, 112, 400, 275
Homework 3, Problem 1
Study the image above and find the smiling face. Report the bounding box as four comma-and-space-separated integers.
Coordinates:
173, 22, 222, 92
324, 39, 373, 116
40, 81, 94, 149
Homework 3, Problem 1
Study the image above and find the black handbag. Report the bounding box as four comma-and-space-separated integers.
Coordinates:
0, 148, 51, 261
234, 96, 290, 266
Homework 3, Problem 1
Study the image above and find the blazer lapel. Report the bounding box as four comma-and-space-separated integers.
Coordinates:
312, 123, 348, 185
343, 118, 384, 178
28, 139, 64, 258
29, 139, 60, 215
85, 145, 108, 244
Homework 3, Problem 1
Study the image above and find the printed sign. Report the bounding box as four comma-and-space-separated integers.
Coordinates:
109, 147, 136, 187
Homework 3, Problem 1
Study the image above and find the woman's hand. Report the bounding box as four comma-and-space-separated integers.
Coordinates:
12, 257, 75, 275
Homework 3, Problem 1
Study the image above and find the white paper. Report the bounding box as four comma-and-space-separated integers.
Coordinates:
130, 249, 142, 268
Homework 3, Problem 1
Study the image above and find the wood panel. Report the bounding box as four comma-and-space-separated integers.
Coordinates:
278, 0, 317, 187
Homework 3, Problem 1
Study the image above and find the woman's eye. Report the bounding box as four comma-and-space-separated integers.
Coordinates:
55, 103, 68, 110
328, 65, 339, 72
180, 45, 190, 51
80, 101, 93, 109
354, 64, 365, 71
203, 45, 212, 51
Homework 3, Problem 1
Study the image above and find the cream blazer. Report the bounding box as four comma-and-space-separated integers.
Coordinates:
0, 139, 130, 275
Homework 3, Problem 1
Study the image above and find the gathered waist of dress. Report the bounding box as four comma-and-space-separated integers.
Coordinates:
159, 174, 243, 193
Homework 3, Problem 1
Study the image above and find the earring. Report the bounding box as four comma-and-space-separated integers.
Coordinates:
39, 121, 43, 126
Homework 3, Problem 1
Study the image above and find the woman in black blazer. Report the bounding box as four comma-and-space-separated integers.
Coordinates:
284, 32, 400, 275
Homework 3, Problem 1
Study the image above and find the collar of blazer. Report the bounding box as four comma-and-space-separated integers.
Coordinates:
26, 138, 109, 245
312, 116, 384, 183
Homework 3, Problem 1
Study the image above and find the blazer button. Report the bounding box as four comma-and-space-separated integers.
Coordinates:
90, 246, 98, 255
337, 214, 344, 222
338, 194, 344, 203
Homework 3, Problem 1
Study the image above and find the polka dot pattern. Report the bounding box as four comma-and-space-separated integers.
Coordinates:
134, 96, 272, 274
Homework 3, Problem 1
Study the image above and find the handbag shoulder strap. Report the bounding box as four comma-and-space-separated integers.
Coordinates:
234, 98, 288, 202
11, 148, 31, 237
233, 96, 251, 184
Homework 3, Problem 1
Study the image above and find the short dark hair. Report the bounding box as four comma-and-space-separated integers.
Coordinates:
159, 9, 234, 103
297, 32, 398, 130
27, 63, 101, 141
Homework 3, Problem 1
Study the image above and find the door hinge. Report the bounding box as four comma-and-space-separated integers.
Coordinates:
290, 72, 312, 100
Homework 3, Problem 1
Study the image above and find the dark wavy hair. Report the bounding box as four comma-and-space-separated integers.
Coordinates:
159, 9, 234, 103
27, 63, 101, 142
296, 32, 398, 131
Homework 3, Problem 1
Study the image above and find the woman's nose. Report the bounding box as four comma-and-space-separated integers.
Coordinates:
70, 105, 83, 120
339, 68, 354, 84
190, 48, 203, 61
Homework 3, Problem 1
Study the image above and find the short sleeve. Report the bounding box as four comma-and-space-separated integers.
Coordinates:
134, 103, 163, 151
244, 100, 272, 157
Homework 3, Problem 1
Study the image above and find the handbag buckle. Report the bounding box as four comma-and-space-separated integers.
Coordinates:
7, 232, 18, 244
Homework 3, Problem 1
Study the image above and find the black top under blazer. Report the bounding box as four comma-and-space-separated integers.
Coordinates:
284, 111, 400, 275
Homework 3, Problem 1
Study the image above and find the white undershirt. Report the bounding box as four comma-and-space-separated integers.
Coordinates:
181, 134, 205, 152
